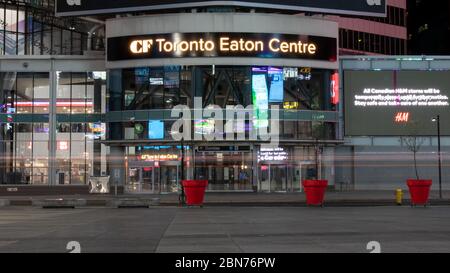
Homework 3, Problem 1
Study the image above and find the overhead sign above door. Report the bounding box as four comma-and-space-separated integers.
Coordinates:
56, 0, 387, 17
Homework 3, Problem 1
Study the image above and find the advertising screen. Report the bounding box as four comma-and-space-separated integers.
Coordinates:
148, 120, 165, 139
252, 67, 269, 128
344, 71, 450, 136
194, 119, 215, 135
56, 0, 386, 17
87, 123, 106, 140
268, 67, 284, 103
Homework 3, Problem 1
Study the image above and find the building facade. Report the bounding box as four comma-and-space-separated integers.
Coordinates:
4, 0, 439, 196
330, 0, 407, 55
104, 13, 339, 193
0, 1, 344, 194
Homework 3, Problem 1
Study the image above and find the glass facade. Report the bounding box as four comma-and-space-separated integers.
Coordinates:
0, 4, 343, 193
55, 72, 108, 185
0, 72, 49, 184
107, 66, 338, 193
112, 66, 337, 142
0, 70, 108, 185
0, 0, 101, 56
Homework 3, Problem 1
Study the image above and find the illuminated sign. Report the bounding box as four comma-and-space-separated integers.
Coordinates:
129, 37, 316, 55
107, 33, 337, 62
283, 102, 299, 110
148, 120, 164, 139
344, 70, 450, 136
258, 147, 288, 162
58, 141, 69, 151
394, 112, 410, 123
331, 72, 339, 105
139, 154, 179, 162
268, 67, 284, 103
354, 88, 449, 107
87, 123, 106, 140
135, 123, 144, 135
252, 67, 269, 128
194, 119, 215, 135
298, 67, 313, 81
56, 0, 386, 17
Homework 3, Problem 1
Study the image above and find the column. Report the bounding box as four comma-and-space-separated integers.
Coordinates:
48, 69, 57, 185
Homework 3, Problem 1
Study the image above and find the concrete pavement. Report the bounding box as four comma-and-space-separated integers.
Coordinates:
0, 206, 450, 253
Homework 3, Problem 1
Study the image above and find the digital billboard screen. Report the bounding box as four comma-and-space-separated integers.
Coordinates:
268, 67, 284, 103
252, 67, 269, 128
148, 120, 165, 139
56, 0, 386, 17
344, 70, 450, 136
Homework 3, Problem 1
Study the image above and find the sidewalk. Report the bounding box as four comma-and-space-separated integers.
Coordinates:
2, 190, 450, 207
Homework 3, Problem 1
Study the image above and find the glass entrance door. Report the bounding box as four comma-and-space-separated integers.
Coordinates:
142, 167, 157, 193
126, 166, 160, 193
127, 167, 141, 192
160, 165, 179, 193
271, 165, 288, 192
259, 164, 288, 192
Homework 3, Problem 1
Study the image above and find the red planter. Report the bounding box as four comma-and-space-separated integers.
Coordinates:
407, 179, 432, 206
302, 180, 328, 206
182, 180, 208, 206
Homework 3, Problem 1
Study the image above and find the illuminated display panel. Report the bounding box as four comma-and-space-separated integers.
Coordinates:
268, 67, 284, 103
107, 33, 337, 62
56, 0, 386, 17
344, 71, 450, 136
194, 119, 216, 135
252, 67, 269, 128
87, 123, 106, 140
148, 120, 165, 139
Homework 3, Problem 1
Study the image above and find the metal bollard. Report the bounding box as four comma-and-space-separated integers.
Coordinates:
396, 188, 403, 206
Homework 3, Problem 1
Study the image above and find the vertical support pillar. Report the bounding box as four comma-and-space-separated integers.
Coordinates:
252, 144, 258, 192
323, 70, 332, 111
48, 67, 58, 185
109, 146, 125, 186
108, 69, 125, 189
93, 78, 102, 176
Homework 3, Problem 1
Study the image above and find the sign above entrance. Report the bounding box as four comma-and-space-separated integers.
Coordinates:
107, 33, 337, 62
56, 0, 386, 17
197, 146, 251, 152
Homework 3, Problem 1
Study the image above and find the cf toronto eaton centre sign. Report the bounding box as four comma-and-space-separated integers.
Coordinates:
57, 0, 386, 17
107, 33, 337, 62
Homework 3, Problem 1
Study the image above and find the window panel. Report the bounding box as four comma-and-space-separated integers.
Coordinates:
16, 73, 33, 114
61, 29, 71, 55
5, 31, 17, 55
17, 9, 25, 33
57, 72, 71, 114
71, 72, 87, 114
70, 141, 86, 185
52, 26, 61, 55
4, 7, 17, 32
33, 72, 50, 113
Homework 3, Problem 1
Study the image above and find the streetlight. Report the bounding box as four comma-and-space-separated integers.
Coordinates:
432, 115, 442, 199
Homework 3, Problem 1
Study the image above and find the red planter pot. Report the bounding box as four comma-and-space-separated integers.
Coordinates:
407, 179, 432, 206
302, 180, 328, 206
182, 180, 208, 206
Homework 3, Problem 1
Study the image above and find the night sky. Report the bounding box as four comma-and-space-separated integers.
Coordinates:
407, 0, 450, 54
